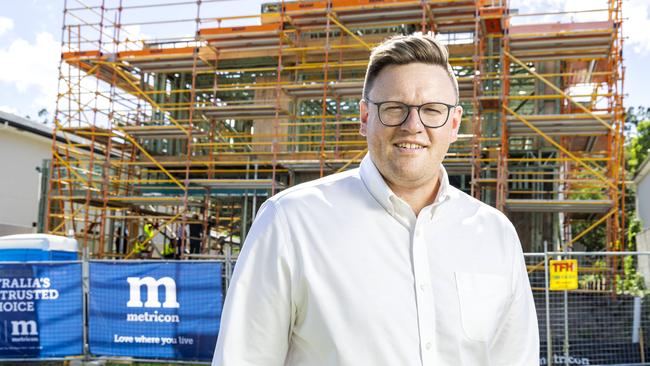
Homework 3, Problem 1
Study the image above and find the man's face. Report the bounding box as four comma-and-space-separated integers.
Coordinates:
359, 62, 462, 190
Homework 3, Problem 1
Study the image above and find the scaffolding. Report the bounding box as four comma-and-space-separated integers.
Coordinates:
46, 0, 625, 259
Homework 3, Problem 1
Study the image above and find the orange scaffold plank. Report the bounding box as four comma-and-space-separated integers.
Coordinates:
198, 23, 282, 40
118, 46, 197, 60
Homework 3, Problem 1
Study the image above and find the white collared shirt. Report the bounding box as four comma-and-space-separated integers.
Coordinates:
212, 155, 539, 366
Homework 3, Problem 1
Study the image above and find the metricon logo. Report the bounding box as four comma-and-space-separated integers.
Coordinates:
11, 320, 38, 336
126, 277, 180, 308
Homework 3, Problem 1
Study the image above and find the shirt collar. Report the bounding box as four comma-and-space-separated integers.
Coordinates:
359, 154, 452, 219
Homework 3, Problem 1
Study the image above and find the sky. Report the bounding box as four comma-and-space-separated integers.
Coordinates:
0, 0, 648, 122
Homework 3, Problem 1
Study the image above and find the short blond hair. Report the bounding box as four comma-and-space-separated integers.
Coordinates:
362, 34, 458, 103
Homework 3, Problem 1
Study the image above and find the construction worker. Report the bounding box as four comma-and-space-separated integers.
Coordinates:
132, 235, 148, 257
162, 239, 175, 259
144, 221, 155, 240
188, 214, 203, 254
132, 221, 157, 258
114, 225, 128, 255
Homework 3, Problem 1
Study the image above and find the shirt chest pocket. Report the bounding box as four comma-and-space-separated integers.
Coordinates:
454, 272, 511, 343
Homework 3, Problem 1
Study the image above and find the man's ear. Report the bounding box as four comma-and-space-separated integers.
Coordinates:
449, 105, 463, 143
359, 100, 369, 136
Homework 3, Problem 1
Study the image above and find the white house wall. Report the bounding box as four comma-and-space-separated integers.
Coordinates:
638, 172, 650, 230
0, 124, 51, 235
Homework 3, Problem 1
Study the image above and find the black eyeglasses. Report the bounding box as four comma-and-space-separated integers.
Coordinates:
365, 98, 457, 128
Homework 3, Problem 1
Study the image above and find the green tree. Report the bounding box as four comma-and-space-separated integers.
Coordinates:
625, 106, 650, 252
625, 105, 650, 136
626, 119, 650, 174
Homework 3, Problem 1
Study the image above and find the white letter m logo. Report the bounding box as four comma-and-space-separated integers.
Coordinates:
11, 320, 38, 336
126, 276, 180, 308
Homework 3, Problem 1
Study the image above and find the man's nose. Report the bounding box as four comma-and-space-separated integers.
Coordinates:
400, 106, 424, 133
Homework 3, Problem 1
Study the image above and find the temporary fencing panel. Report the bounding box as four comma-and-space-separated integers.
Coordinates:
88, 261, 222, 361
527, 251, 650, 365
0, 262, 83, 358
9, 254, 650, 365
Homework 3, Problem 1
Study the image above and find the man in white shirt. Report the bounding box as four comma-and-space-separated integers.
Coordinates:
212, 34, 539, 366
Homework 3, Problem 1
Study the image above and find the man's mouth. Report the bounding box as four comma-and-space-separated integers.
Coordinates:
394, 142, 425, 150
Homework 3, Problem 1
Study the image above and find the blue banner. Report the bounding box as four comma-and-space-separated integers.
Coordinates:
0, 262, 83, 358
88, 261, 222, 361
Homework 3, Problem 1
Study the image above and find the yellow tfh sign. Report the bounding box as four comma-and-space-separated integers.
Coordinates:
549, 259, 578, 291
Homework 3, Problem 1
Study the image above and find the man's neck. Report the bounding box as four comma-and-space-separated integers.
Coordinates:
387, 175, 441, 216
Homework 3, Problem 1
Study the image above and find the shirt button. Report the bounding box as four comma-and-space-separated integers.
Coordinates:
419, 283, 428, 291
425, 342, 432, 350
415, 229, 421, 237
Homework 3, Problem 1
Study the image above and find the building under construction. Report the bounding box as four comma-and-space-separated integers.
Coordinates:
47, 0, 625, 258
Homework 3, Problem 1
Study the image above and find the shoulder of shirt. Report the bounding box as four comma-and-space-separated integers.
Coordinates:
447, 185, 517, 232
267, 168, 361, 205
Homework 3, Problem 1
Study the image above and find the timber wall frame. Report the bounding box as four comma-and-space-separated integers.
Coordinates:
47, 0, 625, 260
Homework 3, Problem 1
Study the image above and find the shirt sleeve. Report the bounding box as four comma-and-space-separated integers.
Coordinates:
490, 223, 540, 365
212, 199, 294, 366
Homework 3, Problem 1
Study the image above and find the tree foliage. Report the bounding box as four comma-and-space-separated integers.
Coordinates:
625, 106, 650, 253
615, 256, 647, 297
626, 120, 650, 174
626, 106, 650, 174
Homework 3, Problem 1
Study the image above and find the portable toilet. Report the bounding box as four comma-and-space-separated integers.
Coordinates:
0, 234, 78, 261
